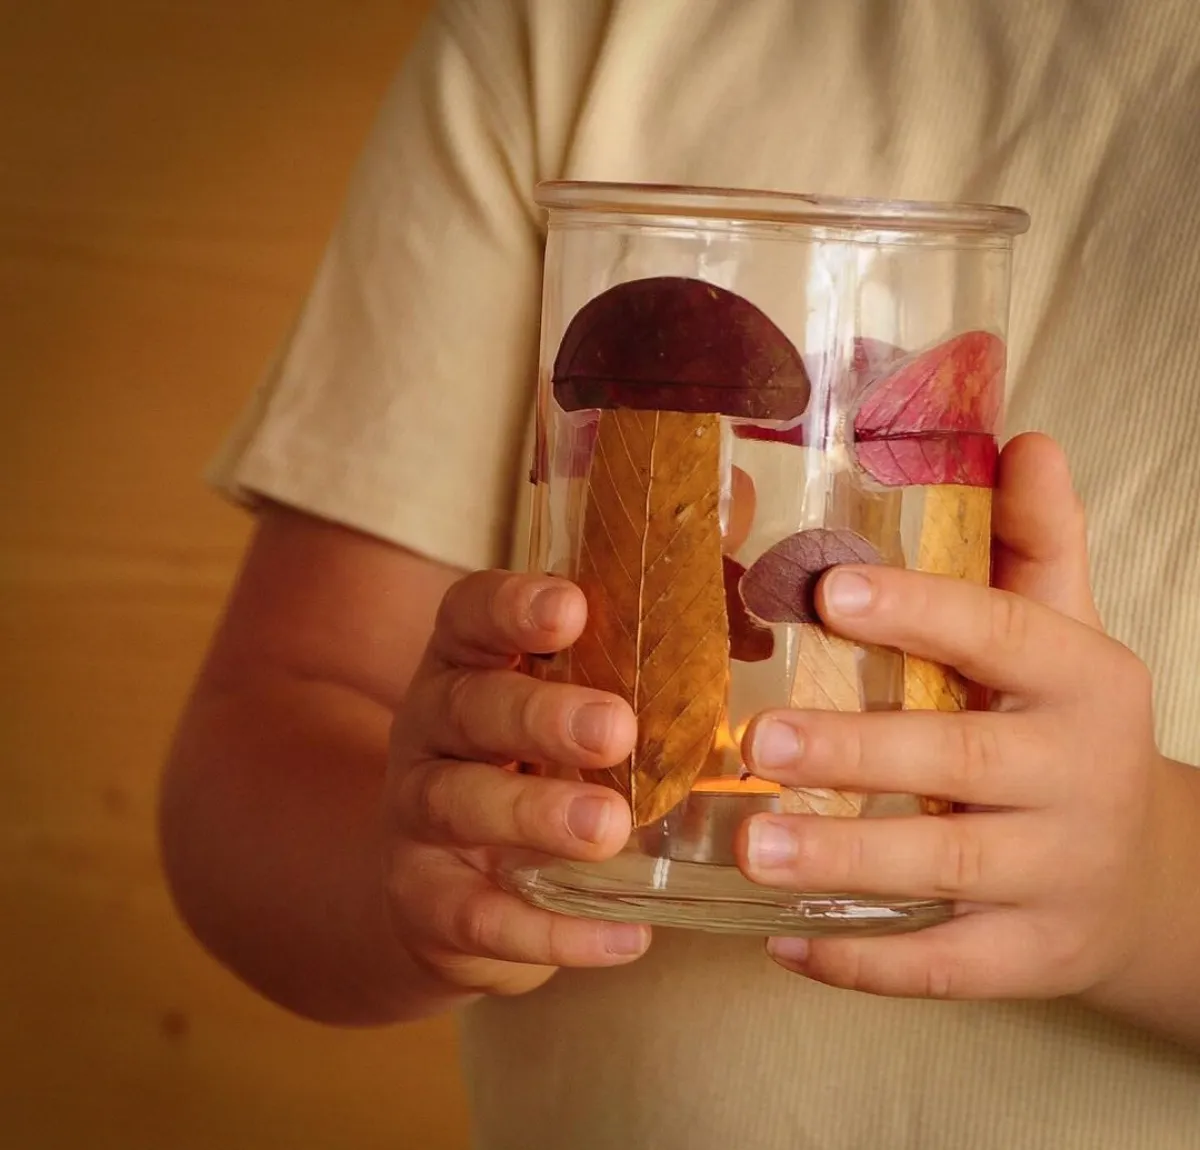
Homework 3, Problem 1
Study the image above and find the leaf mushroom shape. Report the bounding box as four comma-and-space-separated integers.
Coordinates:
553, 276, 810, 419
852, 330, 1005, 487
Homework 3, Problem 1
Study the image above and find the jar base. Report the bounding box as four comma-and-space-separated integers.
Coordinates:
500, 853, 951, 937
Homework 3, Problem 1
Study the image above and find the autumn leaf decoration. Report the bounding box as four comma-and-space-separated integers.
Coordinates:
852, 332, 1004, 759
740, 529, 885, 816
853, 330, 1003, 489
553, 277, 809, 826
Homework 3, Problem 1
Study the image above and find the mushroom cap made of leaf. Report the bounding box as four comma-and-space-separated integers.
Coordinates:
552, 276, 810, 420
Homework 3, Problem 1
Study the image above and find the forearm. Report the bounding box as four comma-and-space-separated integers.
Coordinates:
1079, 757, 1200, 1049
160, 671, 470, 1026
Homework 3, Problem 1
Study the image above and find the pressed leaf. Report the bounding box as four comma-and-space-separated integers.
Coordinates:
856, 431, 999, 488
572, 408, 730, 826
904, 485, 992, 716
782, 782, 866, 817
855, 330, 1004, 437
553, 277, 810, 420
730, 418, 808, 448
733, 337, 905, 446
782, 624, 866, 816
555, 410, 600, 478
739, 528, 884, 625
723, 557, 774, 663
724, 465, 757, 555
854, 331, 1005, 488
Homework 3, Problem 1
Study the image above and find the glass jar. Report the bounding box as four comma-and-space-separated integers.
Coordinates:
503, 182, 1030, 936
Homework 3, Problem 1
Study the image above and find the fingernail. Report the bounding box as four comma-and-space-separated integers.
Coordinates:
604, 923, 650, 956
824, 570, 874, 615
530, 585, 571, 631
569, 702, 613, 753
752, 720, 802, 771
566, 794, 613, 843
747, 818, 798, 869
767, 936, 810, 966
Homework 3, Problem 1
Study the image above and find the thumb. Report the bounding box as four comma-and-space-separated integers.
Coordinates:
991, 432, 1102, 629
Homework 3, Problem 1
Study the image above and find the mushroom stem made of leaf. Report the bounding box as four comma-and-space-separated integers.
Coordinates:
551, 276, 811, 826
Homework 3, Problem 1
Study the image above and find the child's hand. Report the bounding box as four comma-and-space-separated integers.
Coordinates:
738, 434, 1175, 1004
382, 571, 649, 1000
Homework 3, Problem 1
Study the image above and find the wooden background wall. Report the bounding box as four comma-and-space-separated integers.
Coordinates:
1, 2, 473, 1147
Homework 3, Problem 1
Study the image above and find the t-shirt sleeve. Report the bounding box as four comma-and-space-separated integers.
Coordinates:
207, 0, 542, 572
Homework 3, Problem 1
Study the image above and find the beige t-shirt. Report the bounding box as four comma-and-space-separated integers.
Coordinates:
211, 2, 1200, 1146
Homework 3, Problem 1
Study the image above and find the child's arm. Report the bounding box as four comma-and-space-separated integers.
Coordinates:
160, 503, 646, 1026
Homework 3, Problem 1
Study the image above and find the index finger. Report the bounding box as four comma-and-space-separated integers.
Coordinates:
815, 565, 1115, 701
430, 571, 587, 669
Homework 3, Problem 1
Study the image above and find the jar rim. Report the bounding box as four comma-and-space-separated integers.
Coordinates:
535, 181, 1031, 236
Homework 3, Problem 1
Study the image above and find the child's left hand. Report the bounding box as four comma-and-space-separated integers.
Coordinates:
738, 433, 1192, 1019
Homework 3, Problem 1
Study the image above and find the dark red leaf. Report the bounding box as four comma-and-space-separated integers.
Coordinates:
723, 556, 775, 662
739, 529, 883, 624
731, 420, 808, 447
855, 432, 999, 487
553, 277, 810, 420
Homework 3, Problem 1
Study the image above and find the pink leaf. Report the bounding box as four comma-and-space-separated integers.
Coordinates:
852, 331, 1004, 488
855, 432, 999, 488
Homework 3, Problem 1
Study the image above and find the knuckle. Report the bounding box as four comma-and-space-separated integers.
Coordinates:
839, 719, 868, 780
410, 765, 461, 841
456, 890, 508, 958
988, 591, 1030, 658
508, 777, 554, 846
517, 681, 556, 751
831, 945, 868, 993
486, 571, 529, 632
443, 668, 481, 737
838, 826, 869, 888
950, 717, 1002, 794
540, 916, 579, 968
381, 845, 413, 915
434, 573, 476, 636
932, 823, 984, 898
1050, 925, 1090, 976
922, 954, 960, 999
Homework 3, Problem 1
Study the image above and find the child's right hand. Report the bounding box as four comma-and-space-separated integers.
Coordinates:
381, 571, 650, 999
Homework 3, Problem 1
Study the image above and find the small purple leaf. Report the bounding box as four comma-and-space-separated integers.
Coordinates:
739, 529, 884, 624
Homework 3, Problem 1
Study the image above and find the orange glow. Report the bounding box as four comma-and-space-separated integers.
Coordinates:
691, 777, 781, 795
696, 719, 780, 794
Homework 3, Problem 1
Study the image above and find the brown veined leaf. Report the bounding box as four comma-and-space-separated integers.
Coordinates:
572, 408, 730, 827
904, 484, 993, 810
782, 624, 865, 817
